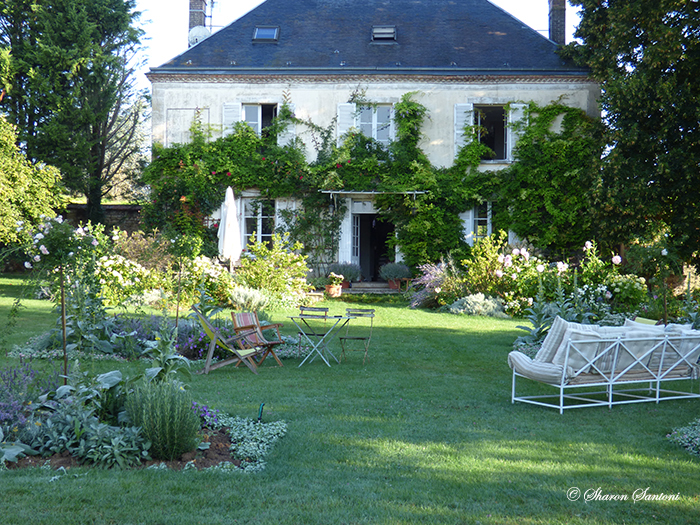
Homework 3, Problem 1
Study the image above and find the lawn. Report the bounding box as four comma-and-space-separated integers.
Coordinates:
1, 274, 699, 525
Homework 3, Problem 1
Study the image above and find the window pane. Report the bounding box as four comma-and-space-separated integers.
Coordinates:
244, 105, 259, 134
376, 106, 391, 143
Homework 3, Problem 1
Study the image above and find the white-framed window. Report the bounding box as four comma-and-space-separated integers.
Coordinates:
244, 199, 275, 248
473, 202, 492, 242
243, 103, 277, 136
454, 102, 527, 162
223, 101, 295, 145
337, 103, 395, 145
460, 202, 493, 246
474, 105, 507, 161
359, 105, 393, 145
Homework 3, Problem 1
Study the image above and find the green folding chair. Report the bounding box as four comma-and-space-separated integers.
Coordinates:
339, 308, 375, 364
192, 306, 260, 375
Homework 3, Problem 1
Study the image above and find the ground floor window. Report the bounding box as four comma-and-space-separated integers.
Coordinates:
244, 199, 275, 248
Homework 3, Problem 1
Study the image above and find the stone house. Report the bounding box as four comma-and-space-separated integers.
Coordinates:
148, 0, 598, 279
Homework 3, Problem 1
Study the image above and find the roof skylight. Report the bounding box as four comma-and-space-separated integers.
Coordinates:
253, 26, 280, 42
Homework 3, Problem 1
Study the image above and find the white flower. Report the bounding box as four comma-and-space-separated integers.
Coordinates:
495, 270, 504, 278
497, 254, 505, 264
661, 249, 668, 256
75, 227, 85, 236
55, 215, 63, 224
612, 255, 622, 265
33, 255, 41, 262
584, 241, 593, 251
91, 239, 99, 246
521, 249, 530, 260
24, 261, 33, 269
536, 264, 545, 273
39, 245, 49, 255
434, 287, 442, 294
512, 248, 520, 256
34, 233, 44, 241
557, 261, 568, 274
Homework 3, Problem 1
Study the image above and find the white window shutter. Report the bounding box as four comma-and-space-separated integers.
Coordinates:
337, 103, 357, 145
507, 103, 527, 161
277, 103, 296, 147
458, 208, 475, 247
222, 102, 242, 137
389, 104, 396, 142
454, 103, 474, 158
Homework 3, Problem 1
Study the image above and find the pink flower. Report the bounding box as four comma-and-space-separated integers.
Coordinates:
521, 249, 530, 261
39, 245, 49, 255
24, 261, 32, 269
557, 261, 568, 274
512, 248, 520, 256
92, 239, 99, 247
612, 255, 622, 265
536, 264, 545, 273
495, 270, 504, 278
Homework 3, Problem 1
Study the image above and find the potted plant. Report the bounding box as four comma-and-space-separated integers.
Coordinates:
328, 262, 362, 288
325, 272, 344, 297
379, 262, 412, 289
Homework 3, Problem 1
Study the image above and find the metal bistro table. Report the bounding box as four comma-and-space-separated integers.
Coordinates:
290, 309, 350, 367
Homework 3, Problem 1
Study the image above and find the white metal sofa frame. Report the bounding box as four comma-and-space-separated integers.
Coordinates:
509, 322, 700, 414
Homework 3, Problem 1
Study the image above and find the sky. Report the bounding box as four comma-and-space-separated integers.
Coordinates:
133, 0, 581, 91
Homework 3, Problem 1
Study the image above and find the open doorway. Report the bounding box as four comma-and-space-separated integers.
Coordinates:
356, 214, 394, 281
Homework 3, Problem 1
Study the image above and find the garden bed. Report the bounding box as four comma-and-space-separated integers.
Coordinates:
7, 427, 240, 471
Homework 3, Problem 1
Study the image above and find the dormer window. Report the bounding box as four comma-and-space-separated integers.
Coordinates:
371, 25, 396, 43
253, 26, 279, 42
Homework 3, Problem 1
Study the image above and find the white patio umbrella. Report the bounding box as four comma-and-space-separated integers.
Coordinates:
217, 187, 242, 269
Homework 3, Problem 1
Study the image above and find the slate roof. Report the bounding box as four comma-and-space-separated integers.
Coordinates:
150, 0, 587, 77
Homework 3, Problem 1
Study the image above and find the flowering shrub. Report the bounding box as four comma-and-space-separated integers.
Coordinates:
328, 272, 344, 286
95, 254, 162, 306
409, 256, 464, 308
605, 273, 647, 313
235, 233, 312, 307
178, 255, 237, 306
569, 283, 612, 319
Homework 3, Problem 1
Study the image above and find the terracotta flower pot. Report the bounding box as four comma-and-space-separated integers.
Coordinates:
388, 279, 401, 290
325, 284, 342, 297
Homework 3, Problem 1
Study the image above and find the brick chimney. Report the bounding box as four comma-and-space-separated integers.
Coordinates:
189, 0, 208, 31
548, 0, 566, 45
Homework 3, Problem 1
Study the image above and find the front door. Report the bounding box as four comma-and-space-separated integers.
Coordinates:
355, 214, 394, 281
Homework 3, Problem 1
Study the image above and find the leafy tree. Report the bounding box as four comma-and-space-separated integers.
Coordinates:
0, 116, 64, 245
0, 0, 144, 223
563, 0, 700, 267
494, 102, 604, 258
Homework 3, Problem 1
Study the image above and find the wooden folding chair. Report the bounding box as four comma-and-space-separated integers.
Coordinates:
192, 306, 260, 375
339, 308, 375, 364
231, 311, 284, 367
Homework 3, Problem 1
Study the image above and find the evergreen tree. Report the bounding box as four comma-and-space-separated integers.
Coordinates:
0, 0, 144, 223
564, 0, 700, 266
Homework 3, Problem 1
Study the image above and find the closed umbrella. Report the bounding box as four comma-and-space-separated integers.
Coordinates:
217, 187, 242, 269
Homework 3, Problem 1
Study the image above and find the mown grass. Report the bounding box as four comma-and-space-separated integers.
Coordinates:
1, 274, 699, 525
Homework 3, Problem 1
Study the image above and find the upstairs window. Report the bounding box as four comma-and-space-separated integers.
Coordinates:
243, 103, 277, 136
474, 105, 507, 161
253, 26, 279, 42
372, 25, 397, 42
359, 105, 393, 145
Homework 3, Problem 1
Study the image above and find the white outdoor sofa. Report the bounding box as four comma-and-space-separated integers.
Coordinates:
508, 316, 700, 413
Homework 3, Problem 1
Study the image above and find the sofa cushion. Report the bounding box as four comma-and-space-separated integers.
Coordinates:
534, 317, 600, 364
508, 351, 567, 384
552, 329, 603, 373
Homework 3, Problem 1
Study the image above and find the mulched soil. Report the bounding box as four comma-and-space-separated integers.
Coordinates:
6, 427, 240, 471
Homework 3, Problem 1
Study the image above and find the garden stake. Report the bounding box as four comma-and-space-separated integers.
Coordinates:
258, 403, 265, 423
